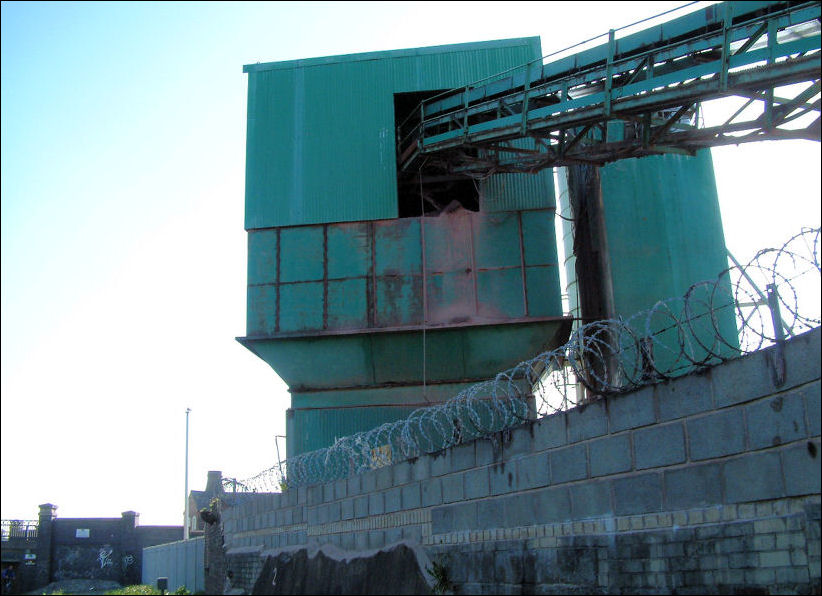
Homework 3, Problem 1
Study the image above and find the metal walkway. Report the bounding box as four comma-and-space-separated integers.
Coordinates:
398, 1, 821, 177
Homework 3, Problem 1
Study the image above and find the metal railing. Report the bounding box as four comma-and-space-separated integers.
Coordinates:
398, 1, 821, 176
1, 519, 39, 541
228, 227, 820, 491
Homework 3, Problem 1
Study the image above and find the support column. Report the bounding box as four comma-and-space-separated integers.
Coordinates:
34, 503, 57, 589
566, 164, 617, 396
120, 511, 141, 586
566, 164, 615, 324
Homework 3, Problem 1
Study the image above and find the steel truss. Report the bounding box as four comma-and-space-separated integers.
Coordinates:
398, 1, 821, 178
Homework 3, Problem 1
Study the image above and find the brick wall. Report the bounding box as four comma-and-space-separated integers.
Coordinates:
15, 508, 182, 593
220, 327, 821, 594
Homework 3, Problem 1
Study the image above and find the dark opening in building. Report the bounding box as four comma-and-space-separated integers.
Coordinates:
394, 90, 480, 218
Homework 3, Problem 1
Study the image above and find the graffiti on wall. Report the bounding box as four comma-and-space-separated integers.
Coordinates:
97, 546, 113, 569
53, 545, 120, 581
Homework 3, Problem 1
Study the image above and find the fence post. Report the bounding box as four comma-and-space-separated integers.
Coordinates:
766, 283, 786, 386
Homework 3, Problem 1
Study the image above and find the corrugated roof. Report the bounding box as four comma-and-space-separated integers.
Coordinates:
243, 37, 540, 73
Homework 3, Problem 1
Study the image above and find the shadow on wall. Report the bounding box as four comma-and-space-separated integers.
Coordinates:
246, 542, 434, 595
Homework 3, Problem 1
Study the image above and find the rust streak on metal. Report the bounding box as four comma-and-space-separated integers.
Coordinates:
469, 214, 479, 320
239, 314, 572, 341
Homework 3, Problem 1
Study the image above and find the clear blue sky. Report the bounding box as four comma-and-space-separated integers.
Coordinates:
2, 1, 819, 526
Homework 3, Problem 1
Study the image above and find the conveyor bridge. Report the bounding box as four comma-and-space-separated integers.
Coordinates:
398, 1, 821, 177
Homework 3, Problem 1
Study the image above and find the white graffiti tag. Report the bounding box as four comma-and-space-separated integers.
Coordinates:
122, 554, 135, 571
97, 546, 113, 569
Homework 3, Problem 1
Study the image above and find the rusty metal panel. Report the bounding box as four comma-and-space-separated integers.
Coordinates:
246, 285, 277, 337
244, 38, 543, 229
280, 226, 324, 283
327, 278, 368, 331
247, 229, 278, 286
249, 208, 565, 337
278, 282, 324, 332
477, 269, 525, 319
423, 212, 473, 274
426, 271, 476, 325
375, 218, 422, 275
327, 223, 370, 279
472, 212, 521, 269
375, 275, 423, 327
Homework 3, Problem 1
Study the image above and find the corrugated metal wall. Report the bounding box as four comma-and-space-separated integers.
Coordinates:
244, 38, 548, 229
242, 38, 571, 458
480, 138, 555, 213
599, 149, 738, 368
142, 537, 204, 594
600, 150, 729, 315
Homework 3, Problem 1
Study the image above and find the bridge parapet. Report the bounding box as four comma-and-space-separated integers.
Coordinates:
1, 519, 39, 543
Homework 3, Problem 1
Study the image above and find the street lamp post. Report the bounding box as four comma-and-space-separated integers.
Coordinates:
184, 407, 191, 540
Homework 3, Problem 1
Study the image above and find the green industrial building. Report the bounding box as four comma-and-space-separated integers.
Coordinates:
238, 37, 729, 458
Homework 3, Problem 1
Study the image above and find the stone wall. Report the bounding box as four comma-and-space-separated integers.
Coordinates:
220, 327, 821, 594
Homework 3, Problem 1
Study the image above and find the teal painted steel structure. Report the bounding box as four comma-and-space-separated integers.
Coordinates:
390, 0, 818, 385
238, 2, 787, 457
399, 1, 821, 174
240, 39, 570, 458
244, 38, 551, 229
600, 150, 730, 317
598, 150, 739, 374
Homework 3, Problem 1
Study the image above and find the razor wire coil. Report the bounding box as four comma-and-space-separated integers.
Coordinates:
227, 227, 820, 492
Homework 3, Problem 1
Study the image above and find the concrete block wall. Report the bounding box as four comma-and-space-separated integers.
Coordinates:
221, 327, 821, 594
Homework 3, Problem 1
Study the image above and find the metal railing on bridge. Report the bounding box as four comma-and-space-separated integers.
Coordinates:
1, 520, 39, 541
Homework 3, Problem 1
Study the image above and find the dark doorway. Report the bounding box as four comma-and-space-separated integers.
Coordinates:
394, 90, 479, 217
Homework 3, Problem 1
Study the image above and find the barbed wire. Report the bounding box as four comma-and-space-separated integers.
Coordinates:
228, 227, 820, 492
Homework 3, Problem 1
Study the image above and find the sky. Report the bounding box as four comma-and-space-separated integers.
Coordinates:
2, 1, 819, 526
